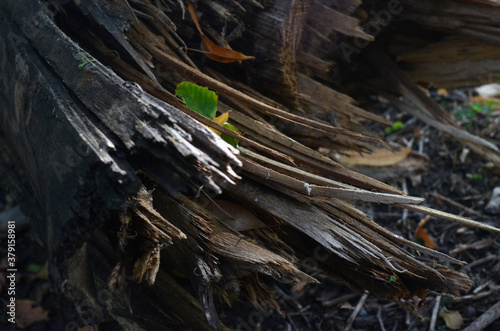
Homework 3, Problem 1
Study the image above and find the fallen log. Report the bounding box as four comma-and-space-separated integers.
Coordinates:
2, 0, 499, 329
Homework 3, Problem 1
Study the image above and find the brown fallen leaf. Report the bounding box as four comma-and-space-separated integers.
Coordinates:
414, 215, 437, 250
186, 0, 255, 63
439, 308, 463, 330
15, 299, 50, 328
437, 88, 449, 96
337, 147, 412, 167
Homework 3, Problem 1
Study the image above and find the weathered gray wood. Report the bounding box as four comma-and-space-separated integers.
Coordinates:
0, 0, 239, 327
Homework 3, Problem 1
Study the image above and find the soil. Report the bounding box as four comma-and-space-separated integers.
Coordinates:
1, 88, 500, 330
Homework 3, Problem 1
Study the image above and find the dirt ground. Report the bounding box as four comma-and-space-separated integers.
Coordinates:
1, 88, 500, 330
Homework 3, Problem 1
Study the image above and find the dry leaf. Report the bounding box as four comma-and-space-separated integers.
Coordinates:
437, 88, 449, 96
414, 215, 437, 249
186, 0, 255, 63
338, 147, 411, 167
213, 111, 230, 126
198, 199, 266, 231
199, 34, 255, 63
15, 299, 50, 328
211, 110, 231, 135
439, 308, 463, 330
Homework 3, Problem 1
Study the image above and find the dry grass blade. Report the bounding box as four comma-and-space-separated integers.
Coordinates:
387, 95, 499, 154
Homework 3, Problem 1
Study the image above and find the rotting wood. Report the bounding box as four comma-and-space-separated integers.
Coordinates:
0, 0, 238, 327
3, 0, 500, 329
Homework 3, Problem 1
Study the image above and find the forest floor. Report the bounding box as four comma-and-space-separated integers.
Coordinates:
1, 87, 500, 330
219, 87, 500, 331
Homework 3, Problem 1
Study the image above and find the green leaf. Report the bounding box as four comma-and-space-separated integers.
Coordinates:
220, 123, 239, 148
484, 100, 499, 107
175, 81, 218, 119
469, 173, 483, 181
392, 121, 404, 131
385, 276, 398, 284
384, 121, 403, 135
412, 237, 425, 246
27, 264, 42, 273
472, 102, 483, 113
77, 53, 94, 70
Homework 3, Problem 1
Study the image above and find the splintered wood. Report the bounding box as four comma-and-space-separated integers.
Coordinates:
4, 0, 500, 329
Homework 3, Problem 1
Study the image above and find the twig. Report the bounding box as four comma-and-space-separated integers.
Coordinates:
462, 299, 500, 331
401, 179, 408, 223
483, 116, 500, 137
474, 280, 492, 294
429, 295, 441, 331
431, 192, 484, 218
286, 314, 299, 331
377, 305, 387, 331
393, 204, 500, 234
460, 284, 500, 302
450, 238, 496, 256
460, 291, 494, 302
461, 254, 497, 271
344, 292, 368, 331
287, 306, 312, 329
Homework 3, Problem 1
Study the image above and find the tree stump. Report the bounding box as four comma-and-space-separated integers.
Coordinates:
2, 0, 499, 329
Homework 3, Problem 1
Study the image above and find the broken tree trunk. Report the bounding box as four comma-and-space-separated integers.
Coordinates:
1, 0, 499, 329
0, 0, 240, 328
